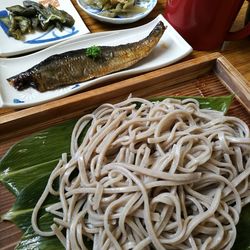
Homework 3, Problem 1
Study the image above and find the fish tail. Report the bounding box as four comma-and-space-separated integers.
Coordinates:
7, 71, 37, 91
150, 21, 166, 38
144, 21, 166, 44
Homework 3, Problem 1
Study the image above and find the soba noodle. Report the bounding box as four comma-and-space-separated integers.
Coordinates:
32, 97, 250, 250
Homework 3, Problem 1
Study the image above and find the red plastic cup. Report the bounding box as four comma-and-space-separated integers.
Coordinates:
164, 0, 250, 50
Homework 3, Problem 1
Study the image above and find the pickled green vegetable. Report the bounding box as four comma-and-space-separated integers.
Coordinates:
1, 0, 75, 40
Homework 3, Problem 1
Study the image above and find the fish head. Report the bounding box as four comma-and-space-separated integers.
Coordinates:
7, 72, 36, 91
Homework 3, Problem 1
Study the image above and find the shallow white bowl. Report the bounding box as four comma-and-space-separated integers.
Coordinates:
77, 0, 157, 24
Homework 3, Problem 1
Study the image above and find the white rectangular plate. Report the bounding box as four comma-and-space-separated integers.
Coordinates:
0, 15, 193, 108
0, 0, 89, 57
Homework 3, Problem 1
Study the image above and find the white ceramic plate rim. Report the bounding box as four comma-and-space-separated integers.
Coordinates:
0, 0, 89, 57
76, 0, 157, 24
0, 14, 193, 108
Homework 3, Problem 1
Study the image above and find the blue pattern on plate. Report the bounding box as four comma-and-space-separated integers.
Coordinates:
13, 98, 25, 104
0, 10, 79, 44
71, 83, 80, 89
0, 10, 9, 34
24, 27, 79, 44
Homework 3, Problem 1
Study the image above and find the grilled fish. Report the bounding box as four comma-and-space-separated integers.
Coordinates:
7, 21, 166, 92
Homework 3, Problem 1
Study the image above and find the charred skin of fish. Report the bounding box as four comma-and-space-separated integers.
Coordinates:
7, 21, 166, 92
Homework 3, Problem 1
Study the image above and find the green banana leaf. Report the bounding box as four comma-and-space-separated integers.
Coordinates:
16, 213, 64, 250
1, 95, 249, 250
0, 120, 75, 196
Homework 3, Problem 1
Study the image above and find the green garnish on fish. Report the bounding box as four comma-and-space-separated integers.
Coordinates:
85, 45, 101, 59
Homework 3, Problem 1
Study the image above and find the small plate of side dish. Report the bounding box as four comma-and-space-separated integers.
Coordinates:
0, 15, 193, 108
0, 0, 89, 57
76, 0, 157, 24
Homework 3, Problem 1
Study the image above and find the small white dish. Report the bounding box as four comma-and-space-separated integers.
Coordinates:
0, 14, 193, 108
76, 0, 157, 24
0, 0, 89, 57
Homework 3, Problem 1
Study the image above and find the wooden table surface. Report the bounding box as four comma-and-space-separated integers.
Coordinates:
0, 0, 250, 249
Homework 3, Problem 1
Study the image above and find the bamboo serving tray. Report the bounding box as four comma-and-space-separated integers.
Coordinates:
0, 52, 250, 250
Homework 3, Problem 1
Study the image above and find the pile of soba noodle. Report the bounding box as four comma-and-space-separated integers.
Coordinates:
32, 97, 250, 250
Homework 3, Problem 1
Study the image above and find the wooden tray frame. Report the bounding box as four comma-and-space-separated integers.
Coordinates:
0, 52, 249, 144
